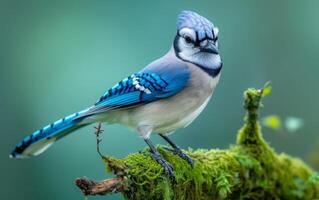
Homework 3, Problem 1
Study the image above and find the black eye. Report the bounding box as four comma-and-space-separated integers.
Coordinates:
184, 36, 193, 44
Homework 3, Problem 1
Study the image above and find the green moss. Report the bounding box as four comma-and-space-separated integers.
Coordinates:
102, 86, 319, 199
114, 147, 240, 200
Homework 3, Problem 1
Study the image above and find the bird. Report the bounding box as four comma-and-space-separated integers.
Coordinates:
10, 10, 222, 179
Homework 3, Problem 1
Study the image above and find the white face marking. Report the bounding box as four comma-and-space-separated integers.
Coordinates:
200, 40, 208, 47
213, 27, 219, 37
189, 52, 221, 70
176, 27, 221, 70
177, 38, 221, 70
179, 28, 196, 42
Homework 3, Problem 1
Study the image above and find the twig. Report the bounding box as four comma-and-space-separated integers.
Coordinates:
75, 124, 127, 196
94, 122, 104, 158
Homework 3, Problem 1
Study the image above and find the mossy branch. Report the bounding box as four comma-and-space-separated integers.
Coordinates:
76, 85, 319, 200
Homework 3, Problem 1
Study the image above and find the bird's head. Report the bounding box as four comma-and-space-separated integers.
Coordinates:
174, 11, 222, 76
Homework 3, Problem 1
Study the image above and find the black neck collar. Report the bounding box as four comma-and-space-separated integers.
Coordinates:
198, 64, 222, 77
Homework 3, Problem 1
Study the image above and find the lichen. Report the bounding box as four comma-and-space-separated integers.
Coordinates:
102, 85, 319, 200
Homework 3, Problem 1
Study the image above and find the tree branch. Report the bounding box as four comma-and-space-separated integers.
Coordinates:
75, 177, 126, 196
75, 84, 319, 199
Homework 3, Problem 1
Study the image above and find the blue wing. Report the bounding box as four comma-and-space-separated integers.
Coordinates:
82, 58, 190, 116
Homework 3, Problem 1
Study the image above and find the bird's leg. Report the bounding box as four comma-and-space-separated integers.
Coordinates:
144, 138, 175, 180
159, 134, 194, 167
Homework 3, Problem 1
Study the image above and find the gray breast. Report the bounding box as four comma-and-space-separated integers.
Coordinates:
117, 63, 220, 134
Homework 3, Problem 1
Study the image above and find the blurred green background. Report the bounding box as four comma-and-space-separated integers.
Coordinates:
1, 1, 319, 199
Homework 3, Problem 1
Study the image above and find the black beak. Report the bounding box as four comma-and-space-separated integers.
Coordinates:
201, 43, 219, 54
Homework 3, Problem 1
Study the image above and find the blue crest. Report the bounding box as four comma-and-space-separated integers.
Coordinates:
177, 11, 215, 40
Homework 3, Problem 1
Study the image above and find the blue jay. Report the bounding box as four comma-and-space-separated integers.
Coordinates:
10, 11, 222, 178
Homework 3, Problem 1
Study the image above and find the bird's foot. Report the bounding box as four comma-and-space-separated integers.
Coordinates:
164, 146, 194, 167
150, 151, 175, 182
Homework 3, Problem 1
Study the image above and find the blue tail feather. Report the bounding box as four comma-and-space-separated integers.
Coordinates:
10, 109, 90, 158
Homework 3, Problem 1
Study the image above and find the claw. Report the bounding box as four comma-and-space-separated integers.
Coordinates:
150, 151, 176, 182
164, 146, 194, 167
